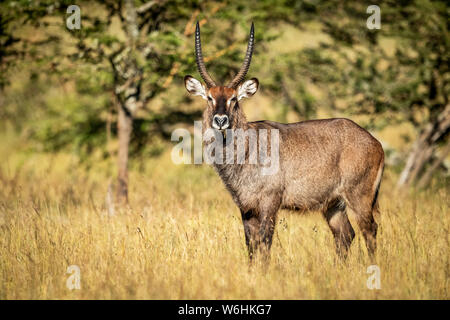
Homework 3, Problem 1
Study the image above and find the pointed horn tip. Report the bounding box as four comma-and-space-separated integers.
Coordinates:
195, 21, 200, 32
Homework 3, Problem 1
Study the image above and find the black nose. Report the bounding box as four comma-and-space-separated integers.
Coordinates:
213, 114, 229, 129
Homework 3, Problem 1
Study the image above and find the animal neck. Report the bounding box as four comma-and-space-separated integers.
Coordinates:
231, 103, 248, 130
201, 103, 252, 197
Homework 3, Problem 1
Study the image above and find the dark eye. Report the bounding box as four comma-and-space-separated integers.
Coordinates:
231, 97, 237, 102
208, 96, 213, 102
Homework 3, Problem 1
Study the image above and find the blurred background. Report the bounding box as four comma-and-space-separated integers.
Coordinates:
0, 0, 449, 202
0, 0, 449, 300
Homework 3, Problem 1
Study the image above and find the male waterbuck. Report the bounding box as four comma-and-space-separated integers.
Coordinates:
184, 22, 384, 260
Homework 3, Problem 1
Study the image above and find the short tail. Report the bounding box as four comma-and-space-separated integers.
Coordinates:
371, 156, 384, 214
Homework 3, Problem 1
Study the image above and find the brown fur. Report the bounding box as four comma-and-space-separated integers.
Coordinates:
201, 86, 384, 261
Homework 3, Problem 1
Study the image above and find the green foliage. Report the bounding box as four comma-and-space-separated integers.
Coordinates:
34, 94, 108, 155
0, 0, 448, 174
299, 0, 449, 131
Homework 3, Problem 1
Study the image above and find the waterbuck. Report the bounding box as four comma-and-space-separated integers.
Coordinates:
184, 22, 384, 260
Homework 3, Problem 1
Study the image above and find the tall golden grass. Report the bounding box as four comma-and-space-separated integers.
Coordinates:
0, 132, 448, 299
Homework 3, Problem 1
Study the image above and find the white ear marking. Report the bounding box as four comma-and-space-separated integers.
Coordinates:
185, 76, 207, 100
237, 79, 259, 101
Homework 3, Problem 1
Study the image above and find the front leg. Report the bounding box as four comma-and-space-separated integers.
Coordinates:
241, 196, 281, 263
241, 209, 261, 262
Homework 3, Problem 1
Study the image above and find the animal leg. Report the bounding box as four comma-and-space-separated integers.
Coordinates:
241, 195, 280, 263
241, 210, 261, 262
355, 211, 378, 258
345, 187, 379, 258
323, 199, 355, 259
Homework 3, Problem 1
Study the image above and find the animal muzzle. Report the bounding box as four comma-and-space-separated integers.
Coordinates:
212, 114, 229, 130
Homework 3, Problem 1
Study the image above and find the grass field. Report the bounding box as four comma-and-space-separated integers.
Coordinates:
0, 131, 448, 300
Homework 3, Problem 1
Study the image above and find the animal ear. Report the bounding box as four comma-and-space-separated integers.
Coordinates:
184, 75, 207, 100
237, 78, 259, 101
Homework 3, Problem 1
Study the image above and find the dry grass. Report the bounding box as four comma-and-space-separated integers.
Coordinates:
0, 132, 448, 300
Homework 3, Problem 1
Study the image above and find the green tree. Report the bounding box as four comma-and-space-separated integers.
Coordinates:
2, 0, 448, 199
279, 0, 449, 189
1, 0, 301, 205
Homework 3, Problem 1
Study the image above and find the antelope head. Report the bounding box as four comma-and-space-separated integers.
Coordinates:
184, 22, 259, 130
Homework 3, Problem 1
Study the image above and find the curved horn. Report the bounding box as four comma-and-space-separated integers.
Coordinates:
227, 23, 255, 88
195, 22, 217, 88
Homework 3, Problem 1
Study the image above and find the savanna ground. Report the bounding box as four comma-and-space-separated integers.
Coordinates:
0, 129, 448, 300
0, 1, 448, 300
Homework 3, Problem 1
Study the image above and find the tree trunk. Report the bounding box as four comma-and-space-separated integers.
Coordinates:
397, 132, 434, 188
113, 0, 141, 206
417, 139, 450, 189
117, 102, 133, 205
397, 104, 450, 189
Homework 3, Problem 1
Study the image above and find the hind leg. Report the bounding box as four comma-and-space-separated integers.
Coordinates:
345, 191, 378, 258
323, 200, 355, 259
355, 210, 378, 257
